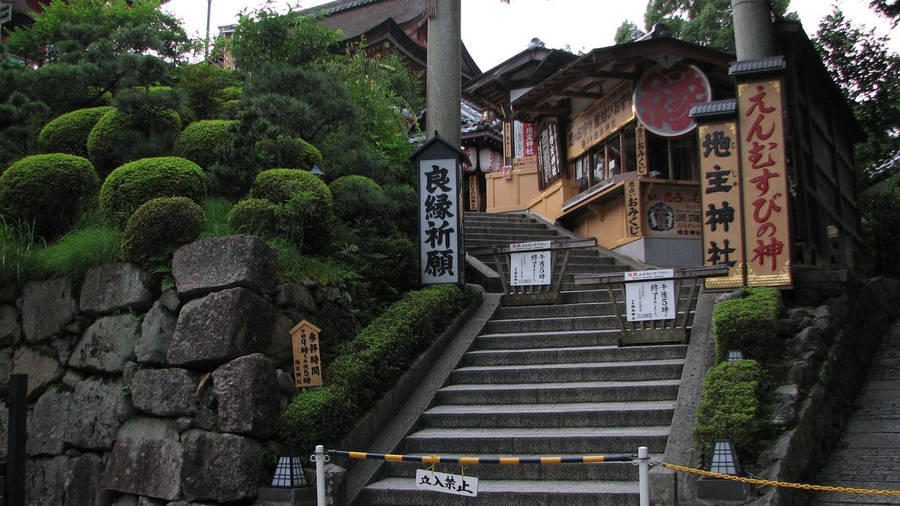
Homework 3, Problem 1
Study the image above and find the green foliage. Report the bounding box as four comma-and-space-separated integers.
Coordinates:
99, 156, 207, 227
254, 136, 323, 171
860, 189, 900, 276
0, 91, 51, 166
614, 20, 644, 44
87, 108, 182, 177
199, 197, 234, 238
0, 216, 40, 288
229, 8, 342, 74
38, 106, 114, 158
216, 86, 243, 103
174, 120, 235, 170
712, 287, 783, 364
279, 285, 474, 454
0, 153, 99, 240
383, 183, 418, 237
31, 225, 122, 280
693, 360, 763, 465
228, 198, 281, 238
251, 168, 331, 206
121, 196, 204, 265
815, 7, 900, 175
329, 175, 388, 229
173, 63, 240, 121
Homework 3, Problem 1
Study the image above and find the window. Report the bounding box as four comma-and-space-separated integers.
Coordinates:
537, 119, 562, 189
647, 133, 698, 180
571, 124, 639, 193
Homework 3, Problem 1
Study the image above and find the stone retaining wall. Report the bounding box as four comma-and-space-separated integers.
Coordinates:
0, 235, 352, 505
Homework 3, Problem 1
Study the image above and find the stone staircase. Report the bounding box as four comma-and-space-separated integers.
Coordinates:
359, 212, 687, 505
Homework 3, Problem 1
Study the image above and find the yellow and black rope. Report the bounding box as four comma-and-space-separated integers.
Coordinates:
328, 450, 634, 465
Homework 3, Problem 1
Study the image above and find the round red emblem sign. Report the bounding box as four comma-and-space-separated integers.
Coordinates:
633, 63, 711, 138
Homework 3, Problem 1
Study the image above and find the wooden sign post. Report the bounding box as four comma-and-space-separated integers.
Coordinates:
290, 320, 323, 389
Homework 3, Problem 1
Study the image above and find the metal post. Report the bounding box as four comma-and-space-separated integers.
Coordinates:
315, 445, 325, 506
8, 375, 27, 506
638, 446, 649, 506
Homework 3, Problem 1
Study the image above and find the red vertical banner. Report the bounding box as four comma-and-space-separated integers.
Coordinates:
698, 122, 745, 289
737, 80, 792, 287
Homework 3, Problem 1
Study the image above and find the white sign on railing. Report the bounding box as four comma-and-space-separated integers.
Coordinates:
415, 469, 478, 497
625, 269, 675, 321
510, 240, 552, 286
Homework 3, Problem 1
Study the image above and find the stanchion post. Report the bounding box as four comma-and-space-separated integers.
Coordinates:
315, 445, 326, 506
638, 446, 649, 506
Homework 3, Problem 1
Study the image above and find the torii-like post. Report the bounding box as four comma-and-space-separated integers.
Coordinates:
425, 0, 462, 147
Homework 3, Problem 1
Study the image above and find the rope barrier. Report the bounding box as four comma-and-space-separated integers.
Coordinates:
663, 462, 900, 497
328, 450, 634, 465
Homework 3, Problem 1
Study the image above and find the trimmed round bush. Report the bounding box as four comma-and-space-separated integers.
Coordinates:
173, 120, 236, 170
0, 154, 99, 239
254, 136, 323, 171
227, 198, 281, 238
99, 156, 207, 227
215, 86, 242, 103
251, 168, 332, 208
38, 106, 114, 158
121, 197, 203, 265
221, 99, 241, 120
250, 169, 333, 251
87, 108, 182, 177
329, 175, 387, 224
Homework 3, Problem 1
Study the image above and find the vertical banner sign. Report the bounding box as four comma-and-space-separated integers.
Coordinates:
737, 80, 792, 287
290, 320, 322, 388
513, 121, 525, 158
502, 121, 513, 167
625, 179, 642, 238
636, 124, 648, 176
699, 121, 746, 289
419, 158, 460, 284
509, 241, 552, 286
624, 270, 675, 321
522, 122, 537, 157
468, 174, 478, 211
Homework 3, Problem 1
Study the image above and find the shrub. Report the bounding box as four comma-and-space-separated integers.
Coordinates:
121, 197, 204, 265
38, 106, 114, 158
199, 197, 234, 238
31, 226, 122, 280
250, 169, 333, 252
0, 154, 100, 240
99, 157, 207, 227
0, 216, 39, 287
254, 136, 322, 171
87, 108, 182, 177
383, 183, 417, 236
712, 287, 783, 363
693, 360, 763, 466
278, 284, 473, 454
329, 175, 388, 228
215, 86, 243, 103
173, 120, 236, 170
228, 198, 281, 238
861, 190, 900, 276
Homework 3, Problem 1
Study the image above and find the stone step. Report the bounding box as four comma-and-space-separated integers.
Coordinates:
362, 477, 640, 506
482, 315, 623, 333
492, 302, 623, 319
420, 401, 675, 428
462, 345, 687, 367
465, 224, 554, 234
381, 454, 649, 481
449, 359, 685, 384
435, 380, 681, 405
465, 230, 562, 241
473, 329, 622, 349
402, 426, 670, 454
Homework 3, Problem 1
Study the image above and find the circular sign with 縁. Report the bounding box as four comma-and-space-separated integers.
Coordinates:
633, 63, 712, 137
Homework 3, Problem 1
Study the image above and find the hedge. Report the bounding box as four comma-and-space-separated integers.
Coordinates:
173, 120, 235, 170
0, 154, 99, 240
250, 169, 333, 251
227, 198, 281, 238
121, 197, 204, 265
87, 108, 182, 177
329, 175, 388, 227
279, 284, 474, 454
99, 156, 207, 227
38, 106, 114, 158
693, 360, 763, 466
712, 287, 783, 363
254, 136, 323, 171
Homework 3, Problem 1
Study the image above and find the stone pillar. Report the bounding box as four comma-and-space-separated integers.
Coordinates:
731, 0, 777, 60
426, 0, 461, 147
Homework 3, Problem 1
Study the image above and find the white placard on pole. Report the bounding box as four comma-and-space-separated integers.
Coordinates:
625, 279, 676, 321
415, 469, 478, 497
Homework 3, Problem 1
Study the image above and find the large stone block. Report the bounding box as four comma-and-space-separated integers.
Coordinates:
64, 376, 124, 450
25, 456, 70, 506
167, 287, 279, 369
135, 300, 177, 364
79, 263, 153, 316
131, 368, 199, 417
12, 347, 62, 400
172, 235, 279, 298
0, 400, 7, 460
213, 353, 279, 438
27, 387, 72, 456
69, 314, 141, 373
180, 430, 264, 503
103, 418, 183, 501
22, 278, 77, 342
66, 453, 110, 506
0, 303, 21, 346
